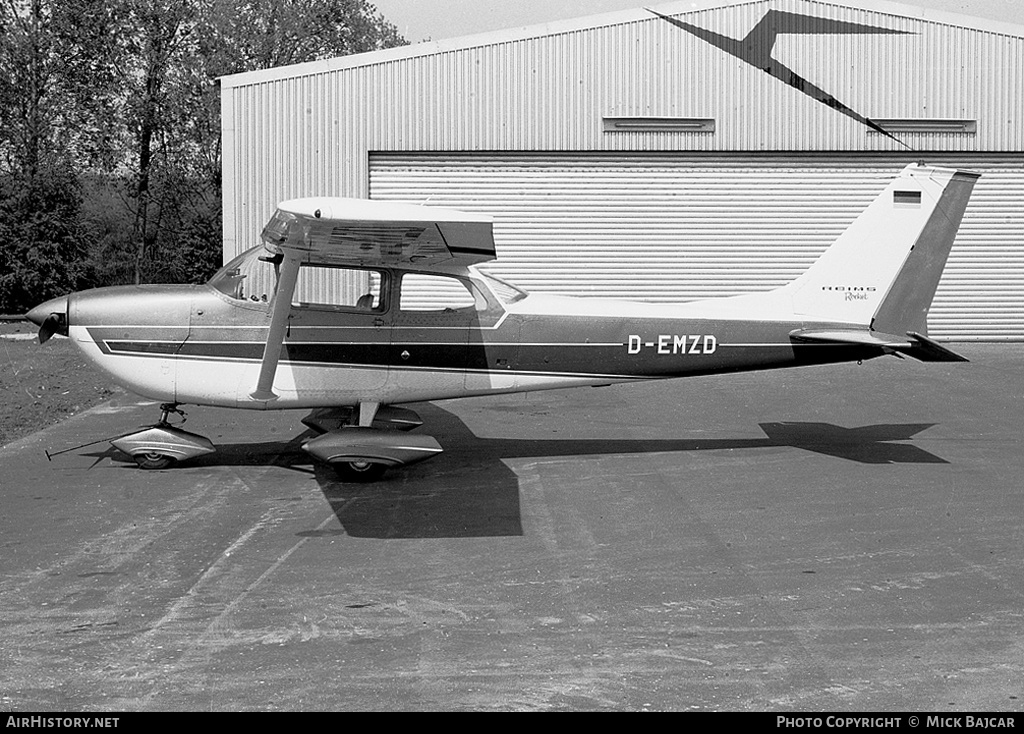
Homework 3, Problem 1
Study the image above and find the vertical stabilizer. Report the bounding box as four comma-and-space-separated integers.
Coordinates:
782, 164, 979, 333
870, 169, 978, 336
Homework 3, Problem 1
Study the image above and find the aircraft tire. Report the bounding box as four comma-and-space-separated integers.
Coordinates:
332, 460, 387, 483
134, 452, 177, 470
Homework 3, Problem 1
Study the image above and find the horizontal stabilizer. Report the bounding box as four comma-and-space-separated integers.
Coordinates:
790, 328, 968, 362
903, 331, 970, 362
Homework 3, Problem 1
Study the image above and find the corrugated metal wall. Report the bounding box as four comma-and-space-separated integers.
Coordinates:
222, 1, 1024, 252
220, 0, 1024, 339
369, 153, 1024, 340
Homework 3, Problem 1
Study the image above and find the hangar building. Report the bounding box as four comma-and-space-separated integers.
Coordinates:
219, 0, 1024, 340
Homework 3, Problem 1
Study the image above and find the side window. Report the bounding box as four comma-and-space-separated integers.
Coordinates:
399, 274, 483, 312
292, 265, 385, 312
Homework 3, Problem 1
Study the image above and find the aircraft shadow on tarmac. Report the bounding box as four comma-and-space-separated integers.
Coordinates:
307, 410, 948, 540
85, 407, 947, 540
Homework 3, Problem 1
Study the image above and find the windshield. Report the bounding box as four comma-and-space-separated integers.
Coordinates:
477, 271, 528, 305
208, 246, 279, 302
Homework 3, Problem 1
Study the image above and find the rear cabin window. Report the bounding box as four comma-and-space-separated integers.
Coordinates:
399, 274, 482, 312
478, 271, 528, 305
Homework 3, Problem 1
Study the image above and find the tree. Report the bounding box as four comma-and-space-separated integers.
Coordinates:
0, 0, 407, 308
108, 0, 407, 285
120, 0, 197, 283
0, 0, 94, 313
0, 174, 90, 313
200, 0, 404, 74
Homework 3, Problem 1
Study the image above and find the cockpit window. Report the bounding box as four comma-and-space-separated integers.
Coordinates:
208, 246, 278, 303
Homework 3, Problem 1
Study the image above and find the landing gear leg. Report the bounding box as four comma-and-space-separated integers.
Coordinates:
158, 402, 186, 425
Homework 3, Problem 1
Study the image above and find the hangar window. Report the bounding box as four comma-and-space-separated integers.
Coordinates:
870, 119, 977, 134
603, 116, 715, 133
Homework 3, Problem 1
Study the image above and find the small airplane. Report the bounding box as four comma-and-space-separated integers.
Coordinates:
26, 163, 977, 481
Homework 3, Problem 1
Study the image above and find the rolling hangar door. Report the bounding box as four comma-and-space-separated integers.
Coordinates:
369, 153, 1024, 341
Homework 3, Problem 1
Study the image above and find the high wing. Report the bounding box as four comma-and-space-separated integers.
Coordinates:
261, 197, 496, 267
251, 198, 495, 402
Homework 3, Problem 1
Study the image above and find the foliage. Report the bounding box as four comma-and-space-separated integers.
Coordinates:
0, 0, 406, 313
0, 174, 91, 313
200, 0, 405, 73
0, 0, 96, 312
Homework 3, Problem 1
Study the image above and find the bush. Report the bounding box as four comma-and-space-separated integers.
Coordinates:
0, 174, 92, 314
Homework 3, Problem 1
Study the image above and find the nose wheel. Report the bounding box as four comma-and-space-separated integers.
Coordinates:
110, 403, 216, 469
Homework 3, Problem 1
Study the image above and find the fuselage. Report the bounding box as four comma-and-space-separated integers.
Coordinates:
53, 255, 880, 410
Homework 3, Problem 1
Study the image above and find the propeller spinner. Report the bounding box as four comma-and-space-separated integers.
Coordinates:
25, 297, 69, 344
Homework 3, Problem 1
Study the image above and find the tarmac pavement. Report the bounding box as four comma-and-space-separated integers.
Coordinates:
0, 345, 1022, 711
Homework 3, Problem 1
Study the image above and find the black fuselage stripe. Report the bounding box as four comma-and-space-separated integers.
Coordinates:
97, 338, 873, 379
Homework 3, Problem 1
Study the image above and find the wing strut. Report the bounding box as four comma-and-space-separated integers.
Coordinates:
250, 249, 303, 401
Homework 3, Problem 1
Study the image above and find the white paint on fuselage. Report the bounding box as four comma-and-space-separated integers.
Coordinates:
73, 320, 636, 409
505, 289, 802, 324
71, 326, 178, 403
178, 359, 623, 409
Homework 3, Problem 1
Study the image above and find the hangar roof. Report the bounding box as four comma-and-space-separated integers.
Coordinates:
220, 0, 1024, 89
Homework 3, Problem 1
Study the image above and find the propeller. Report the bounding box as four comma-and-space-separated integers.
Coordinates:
38, 313, 65, 344
25, 297, 69, 344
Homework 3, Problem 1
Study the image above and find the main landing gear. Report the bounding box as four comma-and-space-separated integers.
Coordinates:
300, 405, 442, 483
108, 403, 442, 482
